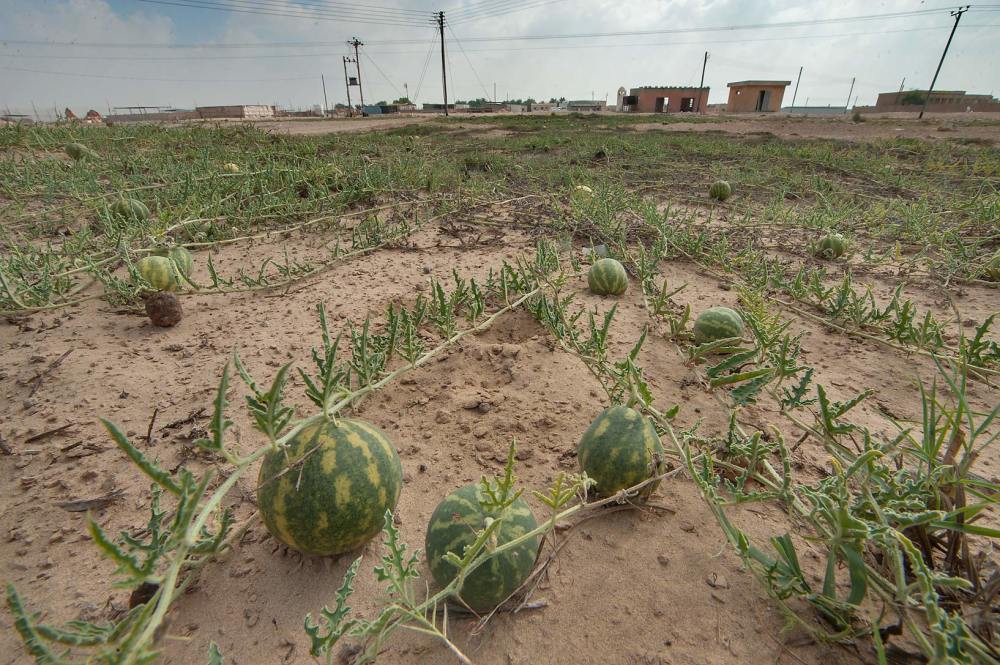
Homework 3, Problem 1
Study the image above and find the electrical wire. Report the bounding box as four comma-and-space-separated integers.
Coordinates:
448, 0, 571, 24
362, 51, 404, 100
4, 24, 989, 63
132, 0, 433, 27
446, 24, 492, 101
132, 0, 433, 21
412, 30, 438, 102
0, 64, 316, 82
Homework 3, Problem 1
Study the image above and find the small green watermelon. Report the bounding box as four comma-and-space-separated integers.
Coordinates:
425, 484, 540, 613
587, 258, 628, 296
136, 256, 180, 292
815, 233, 848, 259
578, 405, 666, 498
709, 180, 732, 201
693, 306, 745, 345
258, 419, 403, 556
110, 198, 150, 222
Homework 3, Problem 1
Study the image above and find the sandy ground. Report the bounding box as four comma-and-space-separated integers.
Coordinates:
220, 111, 1000, 142
3, 186, 999, 664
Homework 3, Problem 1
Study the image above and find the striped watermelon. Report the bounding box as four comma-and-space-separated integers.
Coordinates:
136, 256, 180, 292
587, 258, 628, 296
425, 484, 540, 612
110, 198, 150, 222
693, 306, 745, 344
578, 405, 666, 499
65, 143, 98, 161
709, 180, 732, 201
152, 247, 193, 277
986, 251, 1000, 281
815, 233, 848, 259
258, 418, 402, 556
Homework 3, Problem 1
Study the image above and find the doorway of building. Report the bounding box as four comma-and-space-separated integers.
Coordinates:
755, 90, 771, 111
654, 97, 668, 112
680, 97, 695, 112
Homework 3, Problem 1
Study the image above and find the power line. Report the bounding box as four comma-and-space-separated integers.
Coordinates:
0, 64, 317, 82
133, 0, 433, 21
449, 0, 572, 24
132, 0, 433, 27
3, 24, 987, 61
362, 51, 403, 100
2, 5, 964, 48
412, 30, 438, 103
446, 24, 491, 101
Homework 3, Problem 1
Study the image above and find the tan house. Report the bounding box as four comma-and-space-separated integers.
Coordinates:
622, 86, 709, 113
870, 90, 1000, 113
726, 81, 790, 112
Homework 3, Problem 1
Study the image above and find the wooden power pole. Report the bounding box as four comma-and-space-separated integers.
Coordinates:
437, 12, 449, 116
349, 38, 365, 109
697, 51, 709, 112
342, 56, 353, 116
919, 6, 969, 119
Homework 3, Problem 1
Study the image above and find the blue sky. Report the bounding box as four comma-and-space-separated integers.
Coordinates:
1, 0, 998, 118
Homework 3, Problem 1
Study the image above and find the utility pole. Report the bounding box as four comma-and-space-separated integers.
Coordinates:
342, 56, 353, 116
404, 82, 409, 103
436, 11, 448, 116
844, 77, 855, 113
898, 77, 906, 94
349, 38, 365, 108
321, 74, 329, 116
919, 6, 969, 119
493, 82, 496, 103
790, 66, 803, 111
697, 51, 709, 112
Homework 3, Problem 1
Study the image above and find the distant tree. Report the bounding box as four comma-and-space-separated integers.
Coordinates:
525, 98, 536, 105
393, 97, 411, 104
374, 100, 388, 107
901, 91, 926, 105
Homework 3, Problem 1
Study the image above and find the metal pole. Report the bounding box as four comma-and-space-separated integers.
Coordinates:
697, 51, 708, 112
898, 77, 906, 94
494, 82, 496, 103
437, 12, 449, 116
321, 75, 329, 116
919, 6, 969, 119
844, 77, 855, 113
343, 56, 353, 116
349, 38, 365, 109
790, 66, 803, 111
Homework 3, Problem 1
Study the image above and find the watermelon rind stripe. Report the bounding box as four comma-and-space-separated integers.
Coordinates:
577, 405, 666, 498
425, 484, 540, 612
258, 418, 402, 556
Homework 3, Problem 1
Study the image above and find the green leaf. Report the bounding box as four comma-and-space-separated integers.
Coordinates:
193, 362, 232, 454
100, 418, 181, 495
207, 642, 223, 665
304, 556, 361, 657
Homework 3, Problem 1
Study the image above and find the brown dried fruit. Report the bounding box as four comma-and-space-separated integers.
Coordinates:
144, 292, 183, 327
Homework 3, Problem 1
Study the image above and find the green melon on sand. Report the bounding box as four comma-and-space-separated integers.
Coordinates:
587, 258, 628, 296
152, 247, 193, 277
693, 306, 745, 345
578, 405, 666, 498
136, 256, 180, 292
110, 198, 150, 222
258, 418, 402, 556
815, 233, 848, 259
425, 484, 540, 613
709, 180, 732, 201
983, 251, 1000, 281
64, 143, 98, 161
